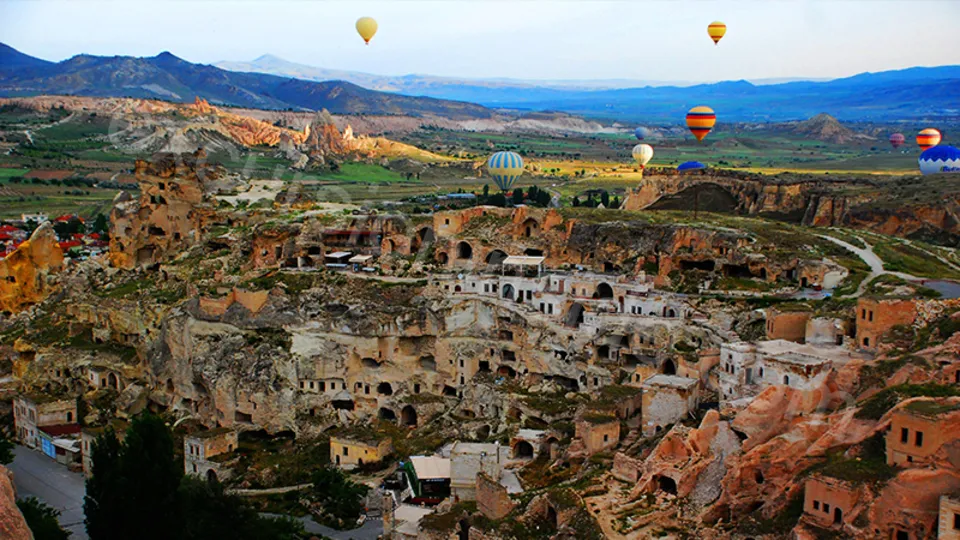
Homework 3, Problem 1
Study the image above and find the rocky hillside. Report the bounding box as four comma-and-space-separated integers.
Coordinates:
0, 44, 492, 120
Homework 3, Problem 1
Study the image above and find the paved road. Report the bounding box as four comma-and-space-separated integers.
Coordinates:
820, 234, 919, 298
8, 445, 88, 539
262, 513, 382, 540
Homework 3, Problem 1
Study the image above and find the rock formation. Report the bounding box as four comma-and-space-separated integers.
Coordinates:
108, 149, 219, 269
0, 467, 32, 540
0, 222, 64, 313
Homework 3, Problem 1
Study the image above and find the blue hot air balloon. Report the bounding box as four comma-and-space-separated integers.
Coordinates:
677, 161, 707, 172
634, 127, 651, 141
919, 145, 960, 175
486, 151, 524, 192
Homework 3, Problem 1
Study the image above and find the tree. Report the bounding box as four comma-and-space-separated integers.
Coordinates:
309, 467, 370, 527
482, 184, 489, 198
17, 497, 71, 540
177, 476, 303, 540
511, 188, 524, 205
536, 190, 552, 207
528, 185, 539, 202
83, 427, 123, 540
92, 214, 108, 235
488, 193, 506, 207
572, 197, 580, 207
84, 415, 181, 540
610, 196, 620, 208
0, 434, 13, 465
600, 191, 610, 207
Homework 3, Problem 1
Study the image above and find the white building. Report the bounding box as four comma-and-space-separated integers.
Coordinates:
449, 441, 508, 501
718, 340, 861, 405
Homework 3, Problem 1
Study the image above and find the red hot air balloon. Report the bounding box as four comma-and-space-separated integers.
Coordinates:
917, 128, 942, 151
889, 133, 905, 149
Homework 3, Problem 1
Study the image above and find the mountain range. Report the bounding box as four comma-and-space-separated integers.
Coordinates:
2, 43, 959, 123
0, 43, 492, 119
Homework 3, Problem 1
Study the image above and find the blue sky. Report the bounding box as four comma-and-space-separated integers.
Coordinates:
2, 0, 959, 82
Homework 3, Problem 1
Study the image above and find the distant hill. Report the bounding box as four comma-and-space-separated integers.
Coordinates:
785, 113, 872, 144
216, 54, 960, 122
0, 45, 492, 119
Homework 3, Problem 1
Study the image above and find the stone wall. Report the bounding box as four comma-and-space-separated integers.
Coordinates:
476, 472, 514, 520
765, 309, 811, 343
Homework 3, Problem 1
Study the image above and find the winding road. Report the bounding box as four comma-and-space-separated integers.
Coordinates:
8, 445, 88, 539
819, 233, 919, 298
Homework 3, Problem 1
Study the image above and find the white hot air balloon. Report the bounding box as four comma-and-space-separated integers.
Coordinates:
632, 143, 654, 170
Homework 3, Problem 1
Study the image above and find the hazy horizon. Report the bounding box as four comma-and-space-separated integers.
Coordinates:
2, 0, 959, 83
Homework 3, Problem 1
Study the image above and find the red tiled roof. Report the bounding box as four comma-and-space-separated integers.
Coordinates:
39, 424, 82, 437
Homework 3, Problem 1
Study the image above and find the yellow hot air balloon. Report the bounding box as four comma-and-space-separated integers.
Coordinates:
708, 21, 726, 45
686, 106, 716, 142
356, 17, 378, 45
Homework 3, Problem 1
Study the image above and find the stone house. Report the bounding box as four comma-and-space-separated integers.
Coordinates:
330, 432, 392, 470
886, 401, 960, 466
803, 474, 861, 528
805, 317, 848, 346
940, 494, 960, 540
184, 427, 239, 482
13, 394, 77, 450
640, 374, 700, 436
856, 297, 917, 350
574, 414, 620, 455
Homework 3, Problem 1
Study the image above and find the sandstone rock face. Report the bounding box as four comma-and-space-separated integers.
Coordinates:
109, 150, 219, 269
0, 222, 64, 313
0, 466, 32, 540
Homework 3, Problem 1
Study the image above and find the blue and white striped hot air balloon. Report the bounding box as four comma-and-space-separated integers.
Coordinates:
919, 145, 960, 175
487, 151, 524, 192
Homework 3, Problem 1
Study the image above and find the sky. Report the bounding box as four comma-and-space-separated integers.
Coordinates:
2, 0, 959, 83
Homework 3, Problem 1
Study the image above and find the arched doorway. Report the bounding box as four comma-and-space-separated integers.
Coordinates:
662, 359, 677, 375
206, 469, 218, 484
596, 283, 614, 299
411, 227, 435, 252
565, 303, 585, 328
401, 405, 418, 427
664, 307, 677, 318
485, 250, 508, 265
833, 507, 842, 524
513, 440, 534, 459
546, 505, 558, 529
379, 407, 396, 421
456, 241, 473, 260
458, 519, 470, 540
522, 218, 539, 238
656, 475, 677, 495
108, 372, 119, 390
377, 382, 393, 395
502, 284, 515, 300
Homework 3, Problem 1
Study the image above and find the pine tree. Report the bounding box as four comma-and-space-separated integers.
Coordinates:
482, 184, 489, 197
84, 428, 123, 540
572, 197, 580, 207
512, 188, 524, 205
601, 191, 610, 207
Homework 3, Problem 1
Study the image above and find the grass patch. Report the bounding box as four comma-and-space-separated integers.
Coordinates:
855, 383, 960, 420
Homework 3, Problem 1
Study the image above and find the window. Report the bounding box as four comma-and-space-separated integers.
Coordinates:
868, 311, 874, 322
813, 501, 820, 510
901, 428, 909, 443
414, 383, 421, 394
863, 337, 870, 347
460, 359, 464, 368
861, 309, 866, 319
593, 377, 599, 386
953, 513, 960, 530
526, 290, 532, 300
783, 375, 790, 385
916, 431, 924, 447
343, 447, 348, 456
823, 503, 830, 513
299, 381, 304, 389
444, 219, 450, 225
